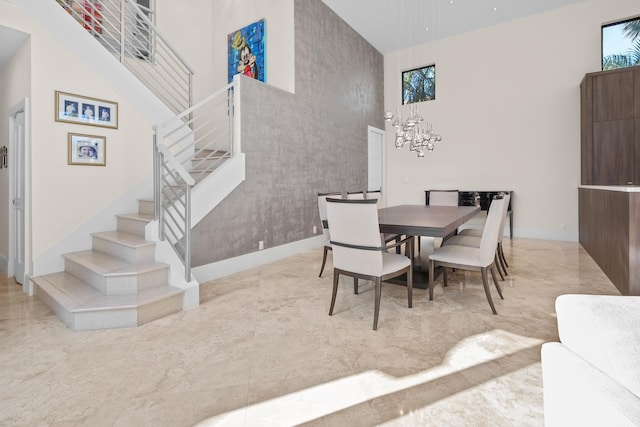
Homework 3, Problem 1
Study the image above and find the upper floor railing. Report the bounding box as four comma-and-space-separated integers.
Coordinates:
56, 0, 193, 115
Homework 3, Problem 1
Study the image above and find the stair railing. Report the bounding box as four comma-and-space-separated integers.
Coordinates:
56, 0, 236, 280
55, 0, 193, 115
154, 82, 236, 280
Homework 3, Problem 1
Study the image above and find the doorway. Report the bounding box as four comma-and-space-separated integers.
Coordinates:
8, 98, 30, 293
367, 126, 386, 202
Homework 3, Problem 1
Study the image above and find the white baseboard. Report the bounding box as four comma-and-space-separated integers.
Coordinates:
192, 235, 323, 282
514, 228, 578, 242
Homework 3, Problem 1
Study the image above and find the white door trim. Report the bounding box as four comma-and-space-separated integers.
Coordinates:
8, 98, 32, 294
367, 125, 386, 203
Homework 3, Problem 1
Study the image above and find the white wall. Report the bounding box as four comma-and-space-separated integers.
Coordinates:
384, 0, 638, 241
156, 0, 295, 100
211, 0, 295, 94
155, 0, 214, 101
0, 2, 154, 263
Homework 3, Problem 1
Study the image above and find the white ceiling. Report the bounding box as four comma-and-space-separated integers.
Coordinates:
1, 1, 589, 71
320, 0, 588, 54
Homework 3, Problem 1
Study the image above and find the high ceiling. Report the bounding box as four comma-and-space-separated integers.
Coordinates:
1, 1, 590, 70
320, 0, 588, 54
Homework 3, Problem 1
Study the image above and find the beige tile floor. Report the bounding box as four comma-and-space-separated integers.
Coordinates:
0, 238, 620, 427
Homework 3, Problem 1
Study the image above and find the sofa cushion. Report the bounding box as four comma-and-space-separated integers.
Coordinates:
555, 294, 640, 398
542, 342, 640, 426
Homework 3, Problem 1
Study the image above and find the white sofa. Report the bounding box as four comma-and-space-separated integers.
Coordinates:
541, 294, 640, 426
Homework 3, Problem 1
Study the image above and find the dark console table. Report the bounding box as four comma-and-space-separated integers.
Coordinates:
425, 190, 513, 238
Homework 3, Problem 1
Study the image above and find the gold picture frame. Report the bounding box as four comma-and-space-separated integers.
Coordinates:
68, 133, 106, 166
55, 91, 118, 129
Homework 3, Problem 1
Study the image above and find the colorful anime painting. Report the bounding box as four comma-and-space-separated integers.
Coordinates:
228, 19, 266, 83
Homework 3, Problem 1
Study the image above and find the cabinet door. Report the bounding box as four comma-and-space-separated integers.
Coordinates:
581, 78, 594, 184
636, 118, 640, 184
593, 71, 634, 122
593, 119, 635, 185
635, 69, 640, 118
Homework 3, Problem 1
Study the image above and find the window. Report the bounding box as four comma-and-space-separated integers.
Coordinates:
601, 16, 640, 70
402, 64, 435, 105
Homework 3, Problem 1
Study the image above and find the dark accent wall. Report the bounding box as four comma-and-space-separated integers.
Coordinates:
191, 0, 384, 265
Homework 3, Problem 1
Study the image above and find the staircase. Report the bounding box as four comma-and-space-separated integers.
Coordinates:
20, 0, 245, 331
32, 199, 183, 331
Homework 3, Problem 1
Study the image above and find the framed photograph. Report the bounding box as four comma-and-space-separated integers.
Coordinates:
55, 91, 118, 129
68, 133, 106, 166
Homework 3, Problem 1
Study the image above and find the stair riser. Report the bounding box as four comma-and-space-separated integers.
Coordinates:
64, 259, 169, 295
138, 293, 182, 325
73, 307, 138, 331
138, 199, 154, 216
191, 158, 226, 170
92, 236, 155, 264
128, 267, 170, 293
117, 217, 147, 236
64, 259, 107, 294
34, 282, 75, 329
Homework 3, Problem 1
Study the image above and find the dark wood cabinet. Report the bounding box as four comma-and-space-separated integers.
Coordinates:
579, 187, 640, 296
581, 66, 640, 185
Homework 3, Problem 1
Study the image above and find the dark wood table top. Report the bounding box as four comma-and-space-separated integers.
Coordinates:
378, 204, 480, 237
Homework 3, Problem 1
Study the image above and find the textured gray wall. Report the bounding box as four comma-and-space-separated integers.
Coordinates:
191, 0, 384, 265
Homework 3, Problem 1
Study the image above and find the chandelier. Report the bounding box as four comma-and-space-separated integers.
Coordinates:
384, 105, 442, 158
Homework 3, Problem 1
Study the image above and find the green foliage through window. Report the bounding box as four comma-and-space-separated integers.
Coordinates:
602, 18, 640, 70
402, 65, 435, 105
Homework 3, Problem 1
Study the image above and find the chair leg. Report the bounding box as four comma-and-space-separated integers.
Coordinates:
498, 242, 509, 272
481, 267, 497, 315
373, 277, 382, 330
494, 253, 505, 281
428, 259, 435, 301
353, 278, 359, 295
407, 266, 413, 309
490, 264, 504, 299
329, 271, 339, 315
319, 247, 329, 277
407, 237, 413, 308
443, 267, 448, 287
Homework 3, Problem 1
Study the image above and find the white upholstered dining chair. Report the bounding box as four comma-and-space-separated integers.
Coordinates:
420, 190, 460, 262
365, 190, 401, 248
317, 192, 342, 277
365, 190, 384, 208
326, 197, 414, 330
449, 193, 511, 279
428, 196, 506, 314
346, 191, 365, 200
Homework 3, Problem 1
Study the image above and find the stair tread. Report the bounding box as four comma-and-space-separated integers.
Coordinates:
194, 149, 229, 159
34, 272, 182, 312
92, 230, 155, 248
117, 213, 153, 222
64, 250, 168, 276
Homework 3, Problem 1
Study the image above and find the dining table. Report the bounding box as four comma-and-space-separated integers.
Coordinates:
377, 204, 481, 288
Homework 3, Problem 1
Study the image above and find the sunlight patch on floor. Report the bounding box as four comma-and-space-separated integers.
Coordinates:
194, 330, 543, 426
